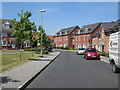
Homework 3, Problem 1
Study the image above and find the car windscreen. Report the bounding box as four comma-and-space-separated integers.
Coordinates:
78, 48, 85, 50
87, 49, 96, 52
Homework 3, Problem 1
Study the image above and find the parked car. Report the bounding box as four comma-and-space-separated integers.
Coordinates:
46, 46, 53, 52
109, 32, 120, 73
77, 48, 85, 55
84, 48, 100, 60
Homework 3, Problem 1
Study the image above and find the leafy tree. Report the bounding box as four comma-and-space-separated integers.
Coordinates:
38, 25, 52, 48
12, 10, 36, 60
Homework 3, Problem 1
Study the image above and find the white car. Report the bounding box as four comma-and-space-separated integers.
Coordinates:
77, 48, 85, 55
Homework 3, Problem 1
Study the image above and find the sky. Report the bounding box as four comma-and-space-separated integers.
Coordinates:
2, 2, 118, 35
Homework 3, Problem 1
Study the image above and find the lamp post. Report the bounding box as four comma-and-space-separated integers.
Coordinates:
40, 9, 46, 57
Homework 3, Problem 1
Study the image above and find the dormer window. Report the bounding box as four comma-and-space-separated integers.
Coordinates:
3, 21, 10, 28
77, 29, 80, 34
67, 31, 70, 34
62, 32, 65, 35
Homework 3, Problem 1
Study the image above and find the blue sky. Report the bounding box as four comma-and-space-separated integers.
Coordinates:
2, 2, 118, 35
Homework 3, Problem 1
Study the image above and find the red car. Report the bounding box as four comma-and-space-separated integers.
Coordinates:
84, 48, 100, 60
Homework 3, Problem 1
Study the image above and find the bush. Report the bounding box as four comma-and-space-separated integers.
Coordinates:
56, 47, 59, 49
35, 50, 49, 54
100, 52, 109, 57
25, 47, 39, 51
63, 47, 68, 50
100, 52, 106, 56
68, 48, 74, 50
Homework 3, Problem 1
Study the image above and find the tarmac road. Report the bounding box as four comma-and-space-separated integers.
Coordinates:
26, 50, 119, 88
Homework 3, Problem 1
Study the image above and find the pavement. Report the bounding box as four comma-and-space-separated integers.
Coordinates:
100, 56, 109, 64
1, 50, 61, 89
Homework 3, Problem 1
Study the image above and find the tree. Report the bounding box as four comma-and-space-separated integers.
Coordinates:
38, 25, 52, 48
12, 10, 36, 60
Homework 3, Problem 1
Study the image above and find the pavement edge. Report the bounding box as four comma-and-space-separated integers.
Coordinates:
17, 52, 61, 90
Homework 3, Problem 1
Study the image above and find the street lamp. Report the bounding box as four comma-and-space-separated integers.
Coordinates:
40, 9, 46, 57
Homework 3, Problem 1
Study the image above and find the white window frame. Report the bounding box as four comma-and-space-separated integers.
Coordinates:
3, 21, 10, 28
84, 36, 86, 41
24, 40, 30, 47
2, 38, 8, 46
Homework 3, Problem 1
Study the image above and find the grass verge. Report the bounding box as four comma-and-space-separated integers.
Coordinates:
1, 51, 48, 73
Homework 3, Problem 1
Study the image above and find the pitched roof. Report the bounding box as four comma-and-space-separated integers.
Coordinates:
76, 21, 117, 35
104, 19, 119, 32
56, 26, 79, 36
76, 23, 100, 35
101, 22, 115, 30
59, 26, 78, 32
48, 35, 54, 40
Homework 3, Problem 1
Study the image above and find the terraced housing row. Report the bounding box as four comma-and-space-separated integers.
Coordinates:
54, 20, 119, 53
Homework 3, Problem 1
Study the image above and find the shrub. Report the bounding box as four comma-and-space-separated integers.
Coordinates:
68, 48, 74, 50
100, 52, 109, 57
35, 50, 49, 54
100, 52, 106, 56
63, 47, 68, 50
56, 47, 59, 49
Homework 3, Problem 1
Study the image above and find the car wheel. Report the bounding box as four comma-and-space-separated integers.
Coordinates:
98, 58, 100, 60
86, 56, 88, 60
112, 64, 120, 73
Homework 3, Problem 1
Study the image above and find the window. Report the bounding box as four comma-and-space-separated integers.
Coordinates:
76, 37, 79, 41
2, 38, 8, 46
2, 33, 7, 37
10, 33, 14, 37
87, 48, 97, 52
57, 33, 60, 36
84, 36, 87, 41
67, 31, 70, 34
62, 32, 65, 35
24, 40, 30, 47
87, 43, 90, 47
4, 24, 10, 28
83, 43, 86, 48
3, 21, 10, 28
77, 29, 80, 34
76, 44, 78, 48
88, 36, 91, 41
64, 43, 67, 47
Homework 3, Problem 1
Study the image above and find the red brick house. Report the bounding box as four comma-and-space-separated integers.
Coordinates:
1, 19, 17, 50
91, 21, 117, 53
1, 19, 31, 50
54, 26, 80, 48
48, 35, 55, 47
73, 23, 100, 49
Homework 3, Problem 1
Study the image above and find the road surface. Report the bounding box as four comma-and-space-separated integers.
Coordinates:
26, 50, 118, 88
